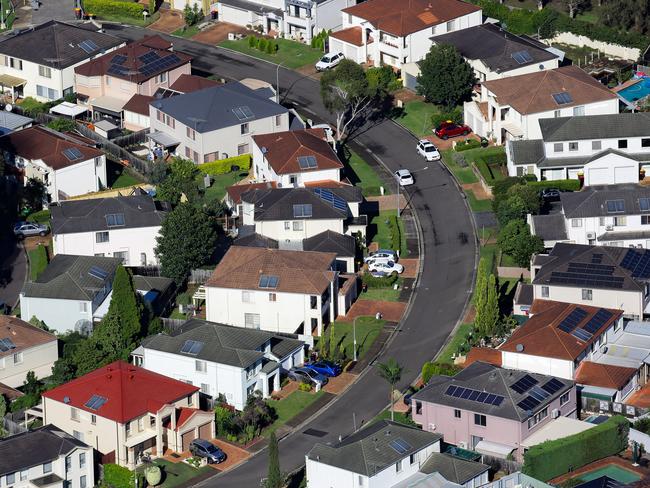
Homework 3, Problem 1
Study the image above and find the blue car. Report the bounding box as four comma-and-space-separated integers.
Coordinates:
306, 360, 342, 377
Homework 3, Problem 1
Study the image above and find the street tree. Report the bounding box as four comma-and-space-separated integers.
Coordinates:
376, 358, 404, 421
497, 220, 545, 268
266, 432, 282, 488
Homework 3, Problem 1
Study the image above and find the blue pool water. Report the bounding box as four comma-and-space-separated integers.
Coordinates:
618, 77, 650, 102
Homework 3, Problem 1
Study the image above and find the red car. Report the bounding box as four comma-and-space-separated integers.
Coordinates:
434, 121, 471, 140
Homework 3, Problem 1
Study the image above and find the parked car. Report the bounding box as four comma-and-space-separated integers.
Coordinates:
13, 222, 49, 238
189, 439, 227, 464
416, 140, 441, 161
364, 249, 398, 264
287, 367, 329, 387
395, 169, 414, 186
316, 52, 344, 71
541, 188, 561, 202
306, 360, 342, 377
368, 260, 404, 275
434, 121, 471, 140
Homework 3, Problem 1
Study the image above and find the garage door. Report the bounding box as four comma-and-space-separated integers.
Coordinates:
587, 168, 608, 185
181, 430, 196, 452
614, 166, 636, 184
199, 422, 212, 440
568, 168, 581, 179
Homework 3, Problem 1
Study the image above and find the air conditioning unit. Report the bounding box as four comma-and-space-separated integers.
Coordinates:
606, 225, 614, 231
458, 441, 467, 449
586, 232, 595, 240
552, 409, 560, 419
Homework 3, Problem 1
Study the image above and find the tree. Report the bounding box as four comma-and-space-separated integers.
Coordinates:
421, 362, 461, 384
155, 204, 216, 283
29, 316, 50, 332
21, 177, 47, 211
183, 3, 201, 26
266, 432, 282, 488
376, 358, 404, 421
50, 356, 77, 386
107, 265, 144, 346
474, 258, 499, 339
497, 220, 545, 268
47, 118, 77, 133
561, 0, 589, 17
494, 184, 541, 227
416, 44, 476, 109
23, 371, 41, 396
156, 158, 201, 205
320, 59, 374, 142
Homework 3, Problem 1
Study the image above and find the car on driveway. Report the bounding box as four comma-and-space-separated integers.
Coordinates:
13, 222, 49, 238
288, 367, 328, 387
189, 439, 227, 464
316, 52, 344, 71
416, 140, 441, 161
364, 249, 398, 264
541, 188, 561, 202
395, 169, 414, 186
368, 260, 404, 275
434, 121, 471, 140
306, 360, 342, 377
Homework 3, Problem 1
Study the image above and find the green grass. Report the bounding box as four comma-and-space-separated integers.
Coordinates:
28, 246, 49, 281
107, 160, 143, 189
369, 211, 408, 255
466, 190, 492, 212
359, 280, 402, 302
480, 244, 498, 272
265, 390, 326, 436
201, 171, 249, 203
91, 10, 160, 27
438, 322, 474, 363
465, 147, 507, 184
342, 147, 388, 197
172, 25, 200, 38
441, 150, 479, 184
27, 210, 51, 224
0, 0, 15, 31
392, 100, 443, 137
113, 171, 141, 189
499, 252, 518, 267
330, 317, 385, 360
218, 38, 325, 69
153, 459, 212, 488
374, 408, 417, 426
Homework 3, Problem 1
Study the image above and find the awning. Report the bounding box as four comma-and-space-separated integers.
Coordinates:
50, 101, 88, 117
0, 74, 27, 87
580, 384, 617, 401
501, 122, 524, 138
474, 440, 515, 459
91, 95, 127, 114
148, 130, 180, 148
124, 429, 156, 448
30, 474, 63, 487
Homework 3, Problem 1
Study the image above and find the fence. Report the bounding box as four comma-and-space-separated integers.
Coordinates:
161, 317, 185, 333
112, 128, 149, 148
2, 417, 28, 436
581, 396, 644, 418
189, 268, 214, 284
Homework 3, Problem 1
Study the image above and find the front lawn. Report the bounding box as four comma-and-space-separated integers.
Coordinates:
392, 100, 443, 137
218, 38, 324, 69
330, 317, 385, 360
153, 459, 212, 488
28, 246, 49, 281
441, 151, 479, 185
369, 211, 407, 256
201, 170, 249, 204
341, 147, 388, 197
374, 408, 417, 426
358, 281, 402, 302
172, 25, 200, 38
466, 190, 493, 212
438, 322, 474, 363
265, 390, 326, 435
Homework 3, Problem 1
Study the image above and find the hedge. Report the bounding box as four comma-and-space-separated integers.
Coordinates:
84, 0, 144, 19
522, 415, 629, 481
527, 179, 581, 192
388, 215, 401, 253
455, 139, 482, 152
198, 154, 252, 176
361, 272, 399, 288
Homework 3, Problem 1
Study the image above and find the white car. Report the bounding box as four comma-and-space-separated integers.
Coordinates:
368, 260, 404, 275
316, 52, 344, 71
364, 249, 398, 264
395, 169, 414, 186
416, 140, 441, 161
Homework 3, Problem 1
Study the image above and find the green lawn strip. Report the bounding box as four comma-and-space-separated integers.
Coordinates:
112, 170, 142, 189
391, 100, 443, 137
330, 317, 385, 360
369, 211, 407, 256
480, 244, 498, 273
466, 190, 492, 212
441, 150, 478, 184
373, 408, 417, 426
218, 39, 324, 69
201, 171, 249, 204
172, 25, 200, 38
499, 252, 518, 267
28, 246, 49, 281
358, 281, 402, 302
26, 210, 51, 224
438, 322, 474, 364
265, 390, 325, 436
153, 459, 212, 488
343, 148, 388, 197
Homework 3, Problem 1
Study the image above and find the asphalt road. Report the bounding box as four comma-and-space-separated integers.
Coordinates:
105, 24, 478, 487
0, 238, 26, 309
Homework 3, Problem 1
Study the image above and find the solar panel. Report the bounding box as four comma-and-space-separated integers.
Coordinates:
139, 51, 161, 64
640, 198, 650, 212
517, 396, 541, 412
0, 338, 16, 352
582, 309, 614, 334
592, 254, 603, 264
233, 105, 254, 121
528, 386, 551, 402
571, 328, 593, 342
606, 200, 625, 213
111, 54, 127, 65
512, 50, 533, 64
620, 249, 650, 279
293, 204, 313, 218
444, 385, 504, 406
105, 213, 125, 227
549, 272, 625, 289
566, 263, 615, 275
552, 92, 573, 105
241, 106, 254, 118
84, 394, 108, 410
510, 374, 538, 394
298, 155, 318, 169
259, 275, 279, 289
88, 266, 108, 281
389, 438, 411, 454
79, 39, 100, 54
557, 308, 588, 333
180, 340, 204, 355
62, 147, 83, 161
541, 378, 564, 395
314, 188, 348, 213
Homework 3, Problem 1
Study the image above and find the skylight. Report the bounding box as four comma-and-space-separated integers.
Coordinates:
552, 92, 573, 105
606, 199, 625, 213
62, 148, 83, 161
512, 50, 533, 64
293, 204, 313, 218
84, 394, 108, 410
259, 275, 279, 289
105, 213, 125, 227
180, 340, 204, 355
298, 155, 318, 169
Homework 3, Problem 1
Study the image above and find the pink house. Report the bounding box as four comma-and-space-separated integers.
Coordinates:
411, 362, 577, 461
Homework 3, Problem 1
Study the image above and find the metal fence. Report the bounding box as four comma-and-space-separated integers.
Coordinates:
112, 128, 149, 148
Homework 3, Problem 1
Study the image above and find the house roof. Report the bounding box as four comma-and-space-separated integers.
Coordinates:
21, 254, 121, 301
303, 230, 356, 257
42, 360, 199, 424
531, 214, 568, 241
482, 66, 617, 115
514, 282, 534, 307
0, 382, 24, 401
539, 113, 650, 142
0, 20, 123, 69
342, 0, 481, 37
419, 453, 489, 484
141, 319, 303, 368
252, 129, 343, 175
574, 361, 636, 390
234, 231, 280, 249
226, 181, 277, 205
205, 246, 336, 295
75, 35, 191, 83
500, 300, 622, 360
432, 23, 557, 73
123, 94, 155, 116
0, 425, 89, 476
151, 82, 288, 133
306, 420, 442, 476
413, 361, 573, 422
464, 347, 502, 367
1, 126, 105, 170
50, 192, 170, 235
169, 74, 221, 93
559, 184, 650, 219
329, 27, 370, 47
0, 111, 32, 134
0, 316, 57, 359
132, 275, 174, 295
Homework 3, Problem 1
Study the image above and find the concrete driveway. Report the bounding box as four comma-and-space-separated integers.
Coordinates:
31, 0, 76, 24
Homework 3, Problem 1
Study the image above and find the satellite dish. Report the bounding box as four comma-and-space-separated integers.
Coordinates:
5, 104, 12, 112
515, 343, 524, 352
261, 146, 268, 154
75, 319, 93, 336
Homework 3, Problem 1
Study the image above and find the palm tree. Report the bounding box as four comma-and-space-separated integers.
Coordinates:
376, 358, 404, 421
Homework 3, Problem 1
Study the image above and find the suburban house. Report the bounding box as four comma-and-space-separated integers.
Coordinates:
42, 360, 215, 468
74, 36, 192, 126
508, 113, 650, 183
0, 111, 33, 135
50, 191, 170, 266
251, 128, 343, 188
529, 184, 650, 248
0, 20, 123, 102
464, 66, 619, 145
205, 246, 339, 336
411, 361, 576, 461
225, 181, 278, 219
135, 318, 305, 410
0, 126, 107, 202
148, 82, 290, 163
19, 255, 122, 334
574, 360, 638, 404
530, 243, 650, 318
329, 0, 482, 69
0, 425, 95, 488
0, 316, 58, 388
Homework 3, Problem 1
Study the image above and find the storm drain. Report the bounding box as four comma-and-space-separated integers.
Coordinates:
303, 428, 328, 437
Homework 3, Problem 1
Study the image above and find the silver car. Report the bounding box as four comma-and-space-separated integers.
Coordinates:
13, 222, 50, 238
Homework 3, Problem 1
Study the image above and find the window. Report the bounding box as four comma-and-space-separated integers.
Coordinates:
569, 142, 578, 151
553, 143, 563, 153
188, 394, 194, 407
43, 462, 52, 474
395, 460, 403, 473
454, 409, 461, 418
237, 143, 249, 155
240, 123, 250, 135
572, 105, 585, 116
474, 414, 487, 426
156, 72, 167, 83
204, 152, 218, 163
195, 360, 207, 372
79, 302, 88, 313
541, 286, 549, 298
641, 198, 650, 212
244, 313, 260, 329
126, 422, 131, 436
410, 453, 417, 465
71, 407, 79, 421
36, 85, 58, 100
96, 231, 109, 243
358, 475, 364, 486
275, 114, 282, 126
39, 65, 52, 78
553, 110, 561, 118
185, 147, 191, 158
284, 221, 290, 230
560, 391, 570, 405
20, 471, 27, 481
606, 200, 625, 213
106, 76, 111, 85
527, 407, 549, 429
113, 251, 127, 263
310, 296, 318, 309
73, 431, 84, 442
140, 253, 147, 266
5, 57, 22, 70
592, 140, 602, 150
582, 288, 593, 300
599, 217, 606, 226
91, 415, 96, 425
415, 401, 422, 415
242, 291, 253, 303
614, 216, 626, 226
80, 476, 87, 488
193, 151, 199, 163
293, 221, 304, 231
643, 216, 650, 225
269, 293, 277, 302
66, 456, 72, 470
643, 138, 650, 148
618, 139, 628, 149
165, 115, 175, 128
186, 127, 196, 140
571, 218, 582, 228
6, 473, 15, 485
13, 352, 22, 364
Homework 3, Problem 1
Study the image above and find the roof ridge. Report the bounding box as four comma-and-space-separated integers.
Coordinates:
524, 69, 551, 114
495, 368, 524, 421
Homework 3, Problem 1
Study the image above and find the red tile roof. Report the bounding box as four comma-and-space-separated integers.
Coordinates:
465, 347, 502, 367
162, 407, 200, 431
330, 27, 373, 47
226, 181, 277, 205
42, 360, 199, 424
303, 179, 354, 188
575, 361, 636, 390
0, 316, 57, 359
123, 94, 154, 116
169, 74, 221, 93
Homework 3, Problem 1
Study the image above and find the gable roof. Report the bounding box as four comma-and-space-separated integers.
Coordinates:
539, 113, 650, 141
1, 126, 105, 170
419, 453, 489, 484
169, 73, 221, 93
482, 66, 617, 115
205, 246, 336, 295
123, 94, 155, 116
574, 361, 636, 390
303, 230, 356, 257
226, 181, 277, 205
0, 20, 123, 69
559, 184, 650, 219
307, 420, 442, 476
432, 23, 557, 73
151, 82, 288, 133
0, 316, 57, 359
500, 300, 622, 360
413, 361, 573, 422
252, 129, 343, 175
342, 0, 481, 37
42, 360, 199, 423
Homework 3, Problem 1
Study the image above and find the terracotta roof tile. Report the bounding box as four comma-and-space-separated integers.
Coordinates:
330, 26, 373, 47
0, 316, 57, 359
465, 347, 502, 367
123, 94, 154, 116
0, 382, 24, 401
575, 361, 636, 390
226, 181, 277, 205
169, 74, 221, 93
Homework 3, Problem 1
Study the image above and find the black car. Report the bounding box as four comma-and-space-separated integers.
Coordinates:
188, 439, 227, 464
541, 188, 561, 202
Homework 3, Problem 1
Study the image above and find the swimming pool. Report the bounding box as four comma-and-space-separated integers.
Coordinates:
577, 464, 642, 484
618, 77, 650, 103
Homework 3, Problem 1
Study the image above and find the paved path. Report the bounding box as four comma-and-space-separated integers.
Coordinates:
0, 239, 26, 309
32, 0, 76, 24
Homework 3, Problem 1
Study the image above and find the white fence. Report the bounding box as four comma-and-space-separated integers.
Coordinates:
547, 32, 641, 61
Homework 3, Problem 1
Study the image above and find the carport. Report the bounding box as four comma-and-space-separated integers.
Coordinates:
0, 74, 27, 101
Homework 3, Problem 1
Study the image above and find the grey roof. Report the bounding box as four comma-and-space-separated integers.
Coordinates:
50, 192, 170, 235
306, 420, 442, 477
419, 453, 489, 485
514, 282, 533, 307
598, 230, 650, 242
141, 319, 304, 368
0, 112, 32, 133
508, 140, 545, 166
234, 231, 279, 249
303, 230, 356, 257
261, 359, 279, 374
132, 275, 174, 293
151, 82, 288, 133
22, 255, 121, 300
560, 184, 650, 218
531, 214, 568, 241
0, 425, 89, 476
432, 23, 557, 73
0, 20, 123, 69
412, 362, 573, 422
539, 113, 650, 142
218, 0, 284, 15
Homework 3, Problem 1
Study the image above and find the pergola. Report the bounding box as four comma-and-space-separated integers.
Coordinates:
0, 74, 27, 101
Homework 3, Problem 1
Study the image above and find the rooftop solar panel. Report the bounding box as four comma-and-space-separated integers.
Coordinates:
592, 254, 603, 264
180, 340, 204, 355
88, 266, 108, 281
571, 328, 593, 342
541, 378, 564, 394
259, 275, 279, 289
62, 147, 83, 161
298, 155, 318, 169
510, 374, 538, 394
557, 308, 588, 333
517, 396, 541, 412
444, 385, 504, 406
84, 394, 108, 410
314, 188, 348, 212
111, 54, 128, 65
582, 309, 614, 334
389, 439, 411, 454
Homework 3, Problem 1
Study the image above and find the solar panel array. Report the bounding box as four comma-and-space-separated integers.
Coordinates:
78, 39, 100, 54
512, 50, 533, 64
112, 54, 128, 66
552, 92, 573, 105
541, 378, 564, 395
389, 438, 412, 454
557, 307, 588, 334
233, 106, 255, 121
180, 340, 204, 355
445, 385, 505, 406
139, 51, 161, 64
517, 385, 550, 412
84, 394, 108, 410
0, 338, 16, 352
582, 309, 613, 334
510, 374, 538, 394
314, 188, 348, 213
297, 155, 318, 169
105, 213, 125, 227
107, 53, 182, 78
88, 266, 108, 281
62, 147, 83, 161
620, 249, 650, 279
592, 254, 603, 264
293, 204, 313, 218
259, 275, 279, 289
548, 259, 625, 289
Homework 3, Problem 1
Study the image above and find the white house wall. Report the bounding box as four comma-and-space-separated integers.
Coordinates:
19, 296, 93, 334
565, 214, 650, 247
533, 283, 643, 318
256, 218, 344, 241
501, 351, 574, 379
0, 340, 58, 388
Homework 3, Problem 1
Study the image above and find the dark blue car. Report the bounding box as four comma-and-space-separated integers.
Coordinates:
305, 360, 342, 377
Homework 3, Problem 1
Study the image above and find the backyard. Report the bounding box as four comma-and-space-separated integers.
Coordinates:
359, 279, 403, 302
218, 38, 325, 69
200, 170, 249, 204
107, 160, 144, 189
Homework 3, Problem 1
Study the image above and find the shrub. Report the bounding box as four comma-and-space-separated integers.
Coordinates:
388, 215, 401, 253
454, 139, 482, 152
248, 35, 258, 48
26, 209, 51, 224
257, 38, 268, 52
198, 154, 251, 175
84, 0, 144, 19
451, 152, 467, 167
422, 361, 461, 384
47, 118, 77, 132
526, 179, 580, 192
483, 152, 507, 166
18, 97, 48, 117
431, 107, 463, 128
298, 382, 312, 392
361, 272, 399, 288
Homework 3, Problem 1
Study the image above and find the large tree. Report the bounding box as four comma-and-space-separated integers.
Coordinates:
107, 265, 144, 345
155, 203, 217, 283
156, 157, 201, 205
416, 44, 476, 109
497, 220, 545, 268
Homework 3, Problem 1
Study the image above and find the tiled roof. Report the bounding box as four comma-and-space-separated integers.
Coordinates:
531, 214, 568, 241
169, 74, 221, 93
123, 94, 155, 116
574, 361, 636, 390
330, 26, 372, 47
560, 184, 650, 219
0, 316, 56, 359
0, 382, 23, 401
303, 230, 356, 257
226, 181, 277, 205
464, 347, 502, 367
420, 453, 489, 484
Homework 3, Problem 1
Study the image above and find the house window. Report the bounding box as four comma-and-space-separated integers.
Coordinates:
80, 476, 87, 488
19, 471, 27, 481
39, 65, 52, 78
275, 114, 282, 126
614, 216, 626, 226
415, 401, 422, 414
541, 286, 549, 298
71, 407, 79, 421
642, 216, 650, 225
79, 302, 88, 313
237, 143, 249, 155
347, 13, 352, 23
571, 219, 582, 227
618, 139, 628, 149
91, 415, 96, 425
454, 409, 461, 418
474, 414, 487, 426
157, 72, 168, 84
126, 422, 131, 436
43, 462, 52, 474
6, 473, 15, 485
140, 253, 147, 266
195, 360, 207, 372
284, 221, 290, 230
410, 453, 417, 465
95, 157, 102, 167
166, 115, 175, 128
572, 105, 585, 116
157, 110, 164, 122
582, 289, 593, 300
106, 76, 111, 85
244, 313, 260, 329
446, 19, 455, 31
113, 251, 127, 263
395, 459, 403, 473
188, 394, 194, 407
240, 123, 250, 135
96, 231, 109, 243
310, 296, 317, 309
569, 142, 578, 151
36, 85, 58, 100
560, 392, 570, 405
66, 456, 72, 471
642, 138, 650, 148
5, 57, 22, 70
553, 143, 563, 153
204, 152, 218, 163
73, 431, 84, 441
606, 200, 625, 213
527, 407, 549, 429
13, 352, 22, 364
242, 291, 253, 303
592, 140, 602, 150
269, 293, 277, 302
293, 221, 304, 231
553, 110, 561, 118
185, 147, 191, 158
599, 217, 606, 226
186, 126, 196, 140
193, 151, 199, 163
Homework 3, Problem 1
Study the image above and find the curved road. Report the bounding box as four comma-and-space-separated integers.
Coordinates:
106, 25, 477, 487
